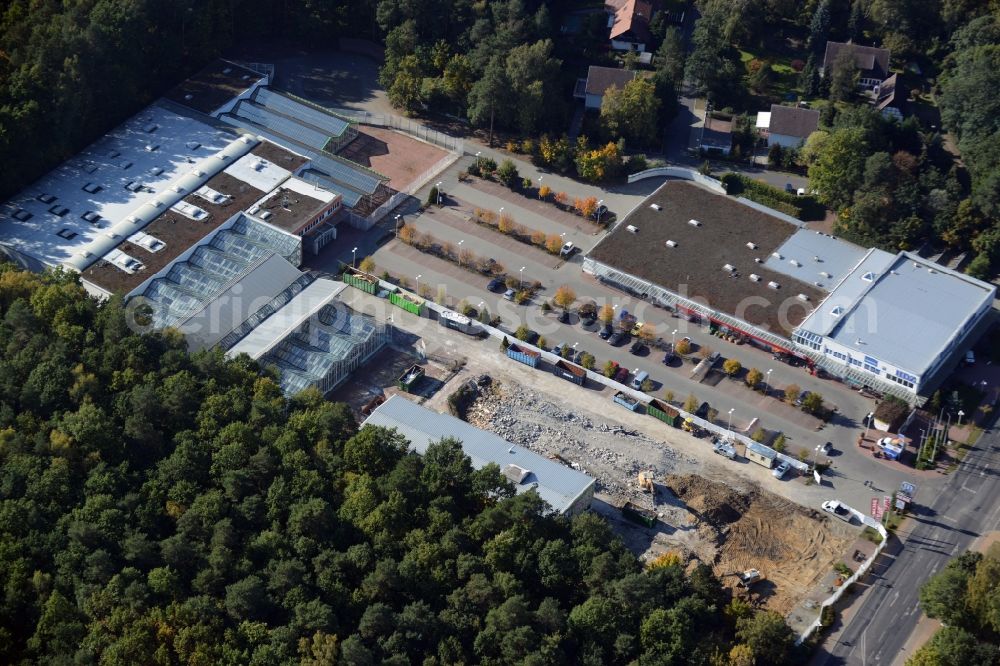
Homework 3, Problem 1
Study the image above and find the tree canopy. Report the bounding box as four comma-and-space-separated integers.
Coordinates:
0, 265, 797, 663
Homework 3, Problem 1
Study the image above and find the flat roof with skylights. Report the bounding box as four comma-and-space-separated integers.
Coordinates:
0, 102, 235, 271
795, 251, 995, 377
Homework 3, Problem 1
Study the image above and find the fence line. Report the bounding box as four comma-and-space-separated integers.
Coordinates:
323, 108, 465, 154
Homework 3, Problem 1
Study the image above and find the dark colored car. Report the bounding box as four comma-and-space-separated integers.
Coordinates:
599, 324, 613, 340
608, 331, 626, 346
558, 310, 570, 324
663, 349, 677, 364
487, 277, 504, 291
630, 341, 647, 355
574, 349, 589, 364
614, 367, 630, 383
695, 402, 710, 419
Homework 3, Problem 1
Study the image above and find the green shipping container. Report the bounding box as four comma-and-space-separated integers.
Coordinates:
343, 272, 378, 294
646, 399, 679, 427
389, 291, 426, 316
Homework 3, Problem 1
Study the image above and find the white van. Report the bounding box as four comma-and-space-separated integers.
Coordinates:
630, 370, 649, 390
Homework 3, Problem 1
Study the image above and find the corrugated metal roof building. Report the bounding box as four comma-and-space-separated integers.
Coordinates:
363, 395, 596, 516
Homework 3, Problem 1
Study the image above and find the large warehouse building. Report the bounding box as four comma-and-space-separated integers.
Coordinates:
0, 60, 396, 396
583, 180, 994, 401
363, 395, 596, 516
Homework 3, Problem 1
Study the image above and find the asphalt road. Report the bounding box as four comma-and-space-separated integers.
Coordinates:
815, 427, 1000, 664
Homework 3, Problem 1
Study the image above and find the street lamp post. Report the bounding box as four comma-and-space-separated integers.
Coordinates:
727, 408, 735, 435
519, 266, 525, 289
864, 411, 875, 439
415, 274, 422, 291
671, 329, 677, 348
352, 246, 358, 269
394, 214, 402, 238
436, 181, 443, 205
957, 410, 965, 426
475, 151, 481, 171
812, 444, 822, 471
537, 176, 543, 197
597, 199, 604, 224
765, 368, 772, 395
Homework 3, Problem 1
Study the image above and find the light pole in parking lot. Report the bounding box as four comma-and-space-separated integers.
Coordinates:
394, 214, 402, 238
597, 199, 604, 224
863, 411, 875, 438
475, 151, 481, 171
519, 266, 525, 289
671, 329, 678, 348
765, 368, 772, 395
352, 246, 357, 268
436, 181, 443, 205
958, 409, 965, 426
812, 443, 823, 471
727, 408, 734, 435
537, 175, 543, 196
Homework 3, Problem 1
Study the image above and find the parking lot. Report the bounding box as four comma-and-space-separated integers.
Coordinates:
312, 149, 943, 498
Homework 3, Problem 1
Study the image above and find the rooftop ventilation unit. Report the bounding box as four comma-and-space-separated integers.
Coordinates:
242, 74, 251, 81
108, 150, 120, 158
254, 159, 267, 171
749, 274, 761, 282
722, 264, 735, 273
82, 182, 102, 194
797, 294, 810, 301
36, 193, 56, 204
186, 141, 201, 150
861, 271, 875, 282
831, 306, 844, 316
120, 160, 133, 169
259, 211, 273, 220
665, 240, 677, 247
222, 67, 232, 74
193, 169, 206, 177
772, 251, 782, 260
144, 144, 159, 152
626, 225, 638, 233
746, 242, 757, 250
754, 257, 762, 263
820, 271, 832, 279
143, 123, 159, 133
248, 205, 261, 215
240, 135, 254, 144
171, 185, 185, 194
688, 218, 701, 226
767, 281, 780, 290
152, 199, 164, 208
789, 259, 801, 267
650, 203, 662, 211
928, 268, 937, 274
150, 166, 164, 176
913, 261, 921, 268
184, 94, 194, 101
81, 211, 100, 223
13, 209, 33, 221
813, 255, 821, 262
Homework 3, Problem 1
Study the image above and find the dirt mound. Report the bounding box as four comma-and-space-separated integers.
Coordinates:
665, 473, 854, 614
666, 474, 750, 525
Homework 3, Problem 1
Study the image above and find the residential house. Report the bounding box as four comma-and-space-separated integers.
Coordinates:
607, 0, 655, 52
575, 65, 638, 110
875, 73, 905, 120
821, 41, 891, 94
755, 104, 820, 148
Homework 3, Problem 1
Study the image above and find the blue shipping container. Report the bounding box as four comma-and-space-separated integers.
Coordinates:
506, 344, 540, 368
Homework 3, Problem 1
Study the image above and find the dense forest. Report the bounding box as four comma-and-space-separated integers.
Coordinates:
0, 263, 799, 664
913, 544, 1000, 665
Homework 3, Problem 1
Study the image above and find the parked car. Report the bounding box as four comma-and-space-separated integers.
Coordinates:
713, 440, 737, 459
631, 321, 644, 336
560, 241, 575, 257
574, 349, 589, 364
503, 288, 516, 301
614, 366, 630, 383
487, 277, 504, 291
772, 461, 790, 479
966, 350, 976, 365
695, 402, 710, 419
681, 336, 692, 344
599, 324, 613, 339
558, 309, 570, 323
663, 349, 677, 364
608, 331, 627, 346
630, 341, 647, 355
591, 203, 609, 220
550, 343, 566, 356
822, 500, 853, 522
795, 389, 811, 406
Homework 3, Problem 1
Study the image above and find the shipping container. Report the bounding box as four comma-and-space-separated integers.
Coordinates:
398, 364, 425, 393
506, 343, 541, 368
622, 501, 657, 528
646, 398, 679, 426
342, 270, 379, 294
553, 359, 586, 385
613, 391, 642, 412
438, 309, 479, 335
388, 290, 426, 316
746, 441, 777, 469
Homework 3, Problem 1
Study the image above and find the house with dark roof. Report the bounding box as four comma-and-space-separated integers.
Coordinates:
755, 104, 821, 148
821, 41, 892, 93
607, 0, 655, 52
875, 73, 905, 119
575, 65, 638, 110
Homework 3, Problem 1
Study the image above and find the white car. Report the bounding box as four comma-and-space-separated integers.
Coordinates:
560, 241, 575, 257
772, 461, 790, 479
821, 500, 853, 522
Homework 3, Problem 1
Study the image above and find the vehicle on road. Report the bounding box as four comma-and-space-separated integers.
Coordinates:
822, 500, 853, 522
560, 241, 575, 257
487, 277, 504, 291
503, 288, 516, 301
713, 440, 737, 459
599, 324, 613, 339
772, 461, 790, 479
608, 331, 627, 346
630, 341, 647, 355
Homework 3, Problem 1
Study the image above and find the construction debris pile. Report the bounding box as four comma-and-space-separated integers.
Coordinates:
466, 382, 699, 503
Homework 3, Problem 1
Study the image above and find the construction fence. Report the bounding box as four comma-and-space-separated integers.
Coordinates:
324, 108, 465, 155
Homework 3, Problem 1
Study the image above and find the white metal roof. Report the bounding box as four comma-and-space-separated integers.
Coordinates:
224, 151, 293, 193
225, 279, 346, 359
280, 176, 337, 204
755, 111, 771, 129
0, 103, 243, 271
765, 229, 879, 290
796, 251, 996, 375
362, 395, 596, 515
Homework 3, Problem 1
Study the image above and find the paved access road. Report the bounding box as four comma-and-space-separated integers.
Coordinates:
814, 428, 1000, 665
